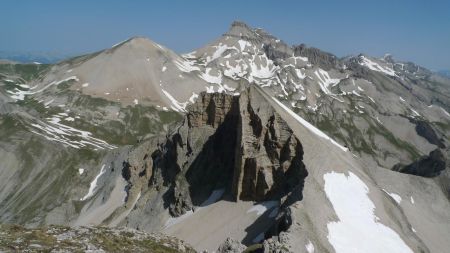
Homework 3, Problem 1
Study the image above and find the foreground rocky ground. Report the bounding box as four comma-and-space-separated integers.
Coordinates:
0, 224, 196, 252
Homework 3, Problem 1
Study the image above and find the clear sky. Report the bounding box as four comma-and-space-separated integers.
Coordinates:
1, 0, 449, 70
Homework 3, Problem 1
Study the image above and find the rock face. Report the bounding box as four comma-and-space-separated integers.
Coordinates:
123, 87, 307, 217
293, 44, 338, 70
393, 149, 447, 177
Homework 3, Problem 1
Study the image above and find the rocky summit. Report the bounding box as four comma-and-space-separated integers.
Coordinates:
0, 21, 449, 253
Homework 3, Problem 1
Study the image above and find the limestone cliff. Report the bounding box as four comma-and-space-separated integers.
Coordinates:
122, 87, 307, 217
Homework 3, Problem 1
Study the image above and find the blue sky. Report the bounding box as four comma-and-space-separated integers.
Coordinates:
1, 0, 449, 70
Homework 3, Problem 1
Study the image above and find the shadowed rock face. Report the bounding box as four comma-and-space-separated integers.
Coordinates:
393, 149, 447, 177
293, 44, 338, 70
412, 119, 445, 148
122, 87, 307, 217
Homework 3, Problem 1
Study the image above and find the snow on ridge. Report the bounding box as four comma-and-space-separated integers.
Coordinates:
383, 189, 402, 204
238, 39, 252, 51
410, 108, 421, 117
206, 43, 237, 64
249, 54, 278, 80
161, 88, 188, 112
29, 115, 116, 150
7, 76, 79, 101
199, 68, 222, 85
80, 164, 107, 201
314, 69, 340, 95
324, 171, 413, 253
359, 56, 396, 76
272, 97, 348, 152
440, 107, 450, 118
111, 39, 128, 48
173, 57, 200, 73
189, 92, 199, 103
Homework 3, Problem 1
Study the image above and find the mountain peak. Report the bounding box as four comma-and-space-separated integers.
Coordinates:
110, 36, 169, 53
226, 21, 256, 38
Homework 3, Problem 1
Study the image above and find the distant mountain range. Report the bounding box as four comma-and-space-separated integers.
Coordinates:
438, 69, 450, 79
0, 51, 72, 64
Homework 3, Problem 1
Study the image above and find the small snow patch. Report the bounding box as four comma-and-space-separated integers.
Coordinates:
383, 189, 402, 204
306, 240, 315, 253
80, 165, 106, 201
247, 201, 278, 216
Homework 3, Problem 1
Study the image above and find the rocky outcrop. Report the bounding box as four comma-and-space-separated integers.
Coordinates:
0, 224, 196, 253
216, 237, 247, 253
232, 89, 307, 202
392, 149, 447, 177
122, 87, 307, 217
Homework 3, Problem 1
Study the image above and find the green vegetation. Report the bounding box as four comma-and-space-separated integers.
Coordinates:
243, 244, 263, 252
0, 224, 195, 252
365, 118, 421, 160
0, 63, 50, 81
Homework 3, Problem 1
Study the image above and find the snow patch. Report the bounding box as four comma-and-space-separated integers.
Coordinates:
238, 39, 252, 51
324, 171, 412, 253
359, 56, 396, 76
173, 57, 200, 73
383, 189, 402, 204
80, 165, 107, 201
306, 240, 315, 253
29, 115, 116, 150
247, 201, 278, 216
161, 89, 187, 112
189, 92, 199, 103
440, 107, 450, 118
200, 68, 222, 85
314, 69, 340, 95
